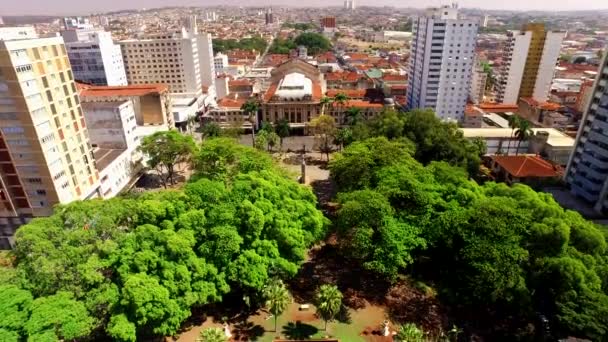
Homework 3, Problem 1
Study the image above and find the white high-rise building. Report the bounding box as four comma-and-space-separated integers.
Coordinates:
119, 17, 215, 97
344, 0, 356, 10
214, 52, 228, 75
61, 29, 127, 86
565, 51, 608, 212
496, 23, 565, 104
469, 63, 487, 104
407, 4, 478, 122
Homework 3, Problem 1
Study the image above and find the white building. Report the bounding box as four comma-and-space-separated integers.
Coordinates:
0, 26, 38, 40
214, 52, 229, 75
407, 4, 478, 122
119, 18, 215, 97
565, 51, 608, 212
61, 29, 128, 86
344, 0, 356, 10
81, 101, 139, 198
496, 24, 565, 104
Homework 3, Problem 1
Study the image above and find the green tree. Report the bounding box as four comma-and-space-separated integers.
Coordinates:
275, 118, 290, 149
395, 323, 425, 342
241, 100, 260, 146
198, 327, 227, 342
515, 119, 533, 155
25, 291, 94, 341
107, 314, 137, 342
344, 107, 362, 126
506, 115, 521, 155
139, 130, 197, 187
309, 114, 337, 160
0, 285, 33, 337
320, 96, 333, 116
202, 122, 222, 139
315, 284, 343, 330
333, 92, 348, 114
293, 32, 332, 54
264, 280, 291, 332
368, 108, 405, 139
333, 127, 353, 151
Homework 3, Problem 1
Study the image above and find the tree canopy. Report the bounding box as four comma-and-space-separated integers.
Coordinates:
1, 138, 327, 341
329, 137, 608, 340
212, 36, 267, 54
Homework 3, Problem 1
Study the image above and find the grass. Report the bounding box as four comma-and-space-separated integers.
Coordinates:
248, 303, 383, 342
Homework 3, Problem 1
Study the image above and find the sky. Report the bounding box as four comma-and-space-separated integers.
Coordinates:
1, 0, 607, 16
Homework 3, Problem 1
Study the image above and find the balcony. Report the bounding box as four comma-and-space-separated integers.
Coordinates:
586, 140, 608, 159
570, 181, 599, 203
589, 130, 608, 147
577, 162, 608, 180
582, 151, 608, 169
576, 173, 604, 192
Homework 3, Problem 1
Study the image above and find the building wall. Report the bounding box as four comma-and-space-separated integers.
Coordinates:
120, 36, 202, 95
533, 31, 565, 102
0, 37, 100, 245
82, 101, 137, 149
496, 31, 532, 104
519, 23, 547, 99
565, 51, 608, 212
63, 30, 127, 86
407, 6, 478, 122
470, 66, 487, 104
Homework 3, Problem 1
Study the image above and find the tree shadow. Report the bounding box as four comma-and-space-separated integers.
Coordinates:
281, 321, 319, 339
336, 305, 352, 324
232, 320, 265, 341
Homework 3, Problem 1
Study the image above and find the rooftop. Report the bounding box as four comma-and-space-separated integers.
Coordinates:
93, 148, 127, 172
491, 155, 561, 178
78, 83, 168, 97
461, 128, 575, 147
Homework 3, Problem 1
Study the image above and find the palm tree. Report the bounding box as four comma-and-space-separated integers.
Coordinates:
275, 118, 290, 150
515, 119, 533, 155
333, 92, 348, 122
264, 279, 290, 332
320, 96, 333, 116
197, 327, 226, 342
506, 115, 521, 155
315, 284, 343, 331
241, 100, 260, 146
344, 107, 362, 126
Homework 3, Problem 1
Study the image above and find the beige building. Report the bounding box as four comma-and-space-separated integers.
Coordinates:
0, 35, 100, 247
261, 59, 325, 131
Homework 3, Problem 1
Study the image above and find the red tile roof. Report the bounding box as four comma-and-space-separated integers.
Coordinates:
478, 103, 519, 112
325, 71, 363, 82
217, 96, 247, 109
491, 155, 561, 178
520, 97, 562, 111
382, 74, 407, 82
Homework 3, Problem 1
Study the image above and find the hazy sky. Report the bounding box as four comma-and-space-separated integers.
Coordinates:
1, 0, 607, 16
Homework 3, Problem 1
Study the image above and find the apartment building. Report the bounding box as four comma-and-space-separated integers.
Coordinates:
496, 23, 565, 104
469, 64, 487, 104
61, 28, 127, 86
0, 35, 100, 247
407, 4, 478, 122
565, 51, 608, 213
119, 18, 215, 97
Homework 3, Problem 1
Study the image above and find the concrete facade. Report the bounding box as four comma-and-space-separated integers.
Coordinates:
0, 36, 100, 247
407, 5, 478, 122
565, 51, 608, 213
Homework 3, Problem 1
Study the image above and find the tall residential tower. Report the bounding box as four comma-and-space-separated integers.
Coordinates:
565, 50, 608, 213
496, 23, 565, 104
0, 33, 100, 247
406, 4, 478, 122
61, 28, 127, 86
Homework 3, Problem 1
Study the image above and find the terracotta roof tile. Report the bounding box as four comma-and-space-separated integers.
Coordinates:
491, 155, 561, 178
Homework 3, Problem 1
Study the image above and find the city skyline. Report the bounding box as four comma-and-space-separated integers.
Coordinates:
1, 0, 608, 16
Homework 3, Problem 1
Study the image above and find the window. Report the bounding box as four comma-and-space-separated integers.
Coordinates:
15, 64, 33, 73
